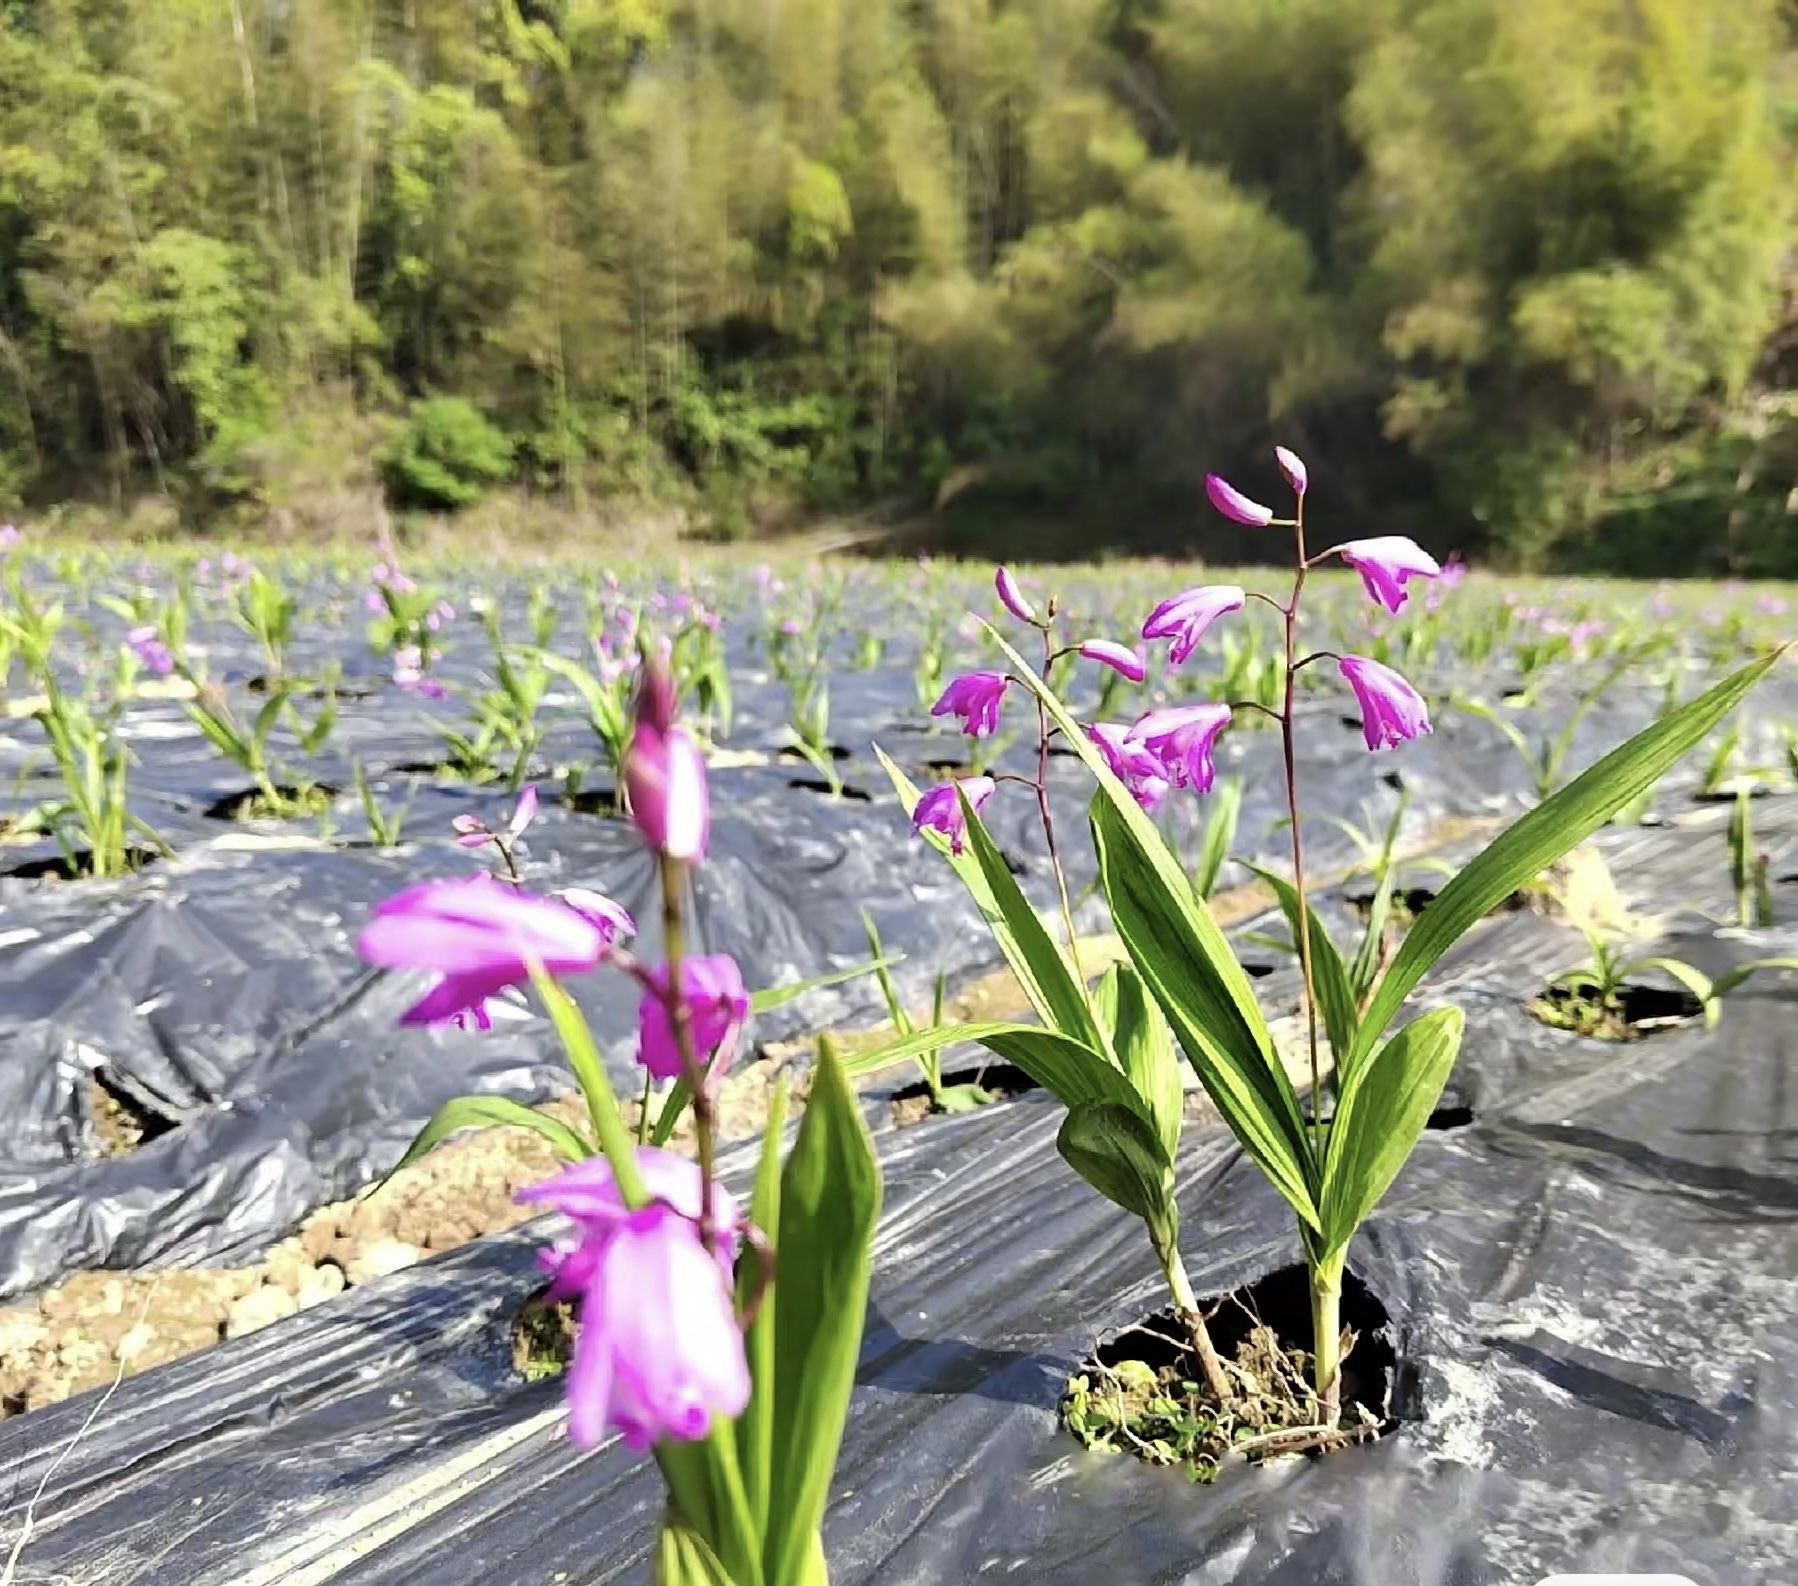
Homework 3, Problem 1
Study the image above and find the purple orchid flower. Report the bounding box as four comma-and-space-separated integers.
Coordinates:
912, 775, 997, 855
1205, 474, 1274, 527
1126, 702, 1234, 793
1141, 585, 1246, 665
931, 671, 1008, 739
636, 954, 751, 1082
1328, 537, 1442, 615
1339, 656, 1431, 750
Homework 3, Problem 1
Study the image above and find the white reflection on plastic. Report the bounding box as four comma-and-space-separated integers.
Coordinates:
1537, 1576, 1698, 1586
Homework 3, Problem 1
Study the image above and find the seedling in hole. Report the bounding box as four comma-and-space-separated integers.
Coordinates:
1531, 923, 1797, 1041
862, 911, 989, 1113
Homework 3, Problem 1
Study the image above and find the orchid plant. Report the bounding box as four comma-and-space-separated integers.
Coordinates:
865, 447, 1786, 1424
356, 658, 881, 1586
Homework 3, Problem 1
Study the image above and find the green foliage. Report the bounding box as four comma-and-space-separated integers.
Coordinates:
0, 0, 1790, 560
382, 397, 516, 510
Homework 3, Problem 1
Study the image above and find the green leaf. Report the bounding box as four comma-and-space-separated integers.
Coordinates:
529, 968, 646, 1204
749, 955, 902, 1015
654, 1513, 739, 1586
934, 1082, 994, 1112
764, 1036, 880, 1586
1192, 777, 1242, 900
1089, 796, 1321, 1233
1096, 962, 1184, 1162
379, 1094, 594, 1190
1245, 863, 1360, 1090
874, 743, 1108, 1057
1321, 1006, 1464, 1260
1351, 648, 1787, 1074
836, 1018, 1147, 1116
1056, 1100, 1178, 1251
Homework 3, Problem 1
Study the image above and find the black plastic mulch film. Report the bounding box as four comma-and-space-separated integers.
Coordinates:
0, 785, 1792, 1585
4, 589, 1790, 1301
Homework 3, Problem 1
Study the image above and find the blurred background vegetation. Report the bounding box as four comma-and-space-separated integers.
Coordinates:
0, 0, 1794, 572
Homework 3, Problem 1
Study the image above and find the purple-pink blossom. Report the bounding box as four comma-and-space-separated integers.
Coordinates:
1126, 703, 1234, 793
1085, 723, 1171, 812
1274, 446, 1307, 496
931, 671, 1008, 739
1141, 585, 1246, 665
1078, 639, 1146, 683
636, 954, 751, 1082
1328, 538, 1442, 615
995, 566, 1038, 625
357, 875, 610, 1030
518, 1148, 748, 1450
1339, 656, 1431, 751
125, 626, 174, 677
559, 888, 636, 946
1205, 474, 1274, 527
912, 775, 997, 855
624, 723, 709, 862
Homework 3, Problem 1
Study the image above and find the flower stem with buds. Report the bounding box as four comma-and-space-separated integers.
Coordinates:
658, 852, 718, 1255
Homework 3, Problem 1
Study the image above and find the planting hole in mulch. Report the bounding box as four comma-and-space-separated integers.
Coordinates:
777, 743, 852, 766
204, 784, 338, 822
1526, 981, 1704, 1042
1347, 887, 1440, 927
787, 777, 874, 802
890, 1062, 1041, 1126
512, 1288, 579, 1382
1427, 1103, 1476, 1131
919, 757, 969, 781
564, 786, 622, 817
1062, 1265, 1398, 1483
246, 675, 377, 702
88, 1071, 178, 1156
1, 847, 162, 882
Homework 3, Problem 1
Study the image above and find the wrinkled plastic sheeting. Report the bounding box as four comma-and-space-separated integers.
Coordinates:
0, 754, 1112, 1297
3, 895, 1796, 1583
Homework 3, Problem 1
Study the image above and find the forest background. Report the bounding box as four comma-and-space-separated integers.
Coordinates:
1, 0, 1794, 572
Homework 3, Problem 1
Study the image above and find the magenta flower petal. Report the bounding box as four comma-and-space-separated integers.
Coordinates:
359, 875, 608, 979
930, 671, 1008, 739
1205, 474, 1274, 527
559, 888, 636, 946
1085, 723, 1171, 812
995, 566, 1038, 624
1140, 585, 1246, 666
624, 724, 710, 861
636, 954, 751, 1082
1339, 655, 1431, 750
1275, 446, 1307, 495
399, 966, 518, 1028
508, 785, 539, 838
518, 1145, 740, 1251
574, 1204, 750, 1451
1126, 703, 1234, 793
1078, 639, 1146, 683
912, 775, 997, 855
1329, 537, 1442, 615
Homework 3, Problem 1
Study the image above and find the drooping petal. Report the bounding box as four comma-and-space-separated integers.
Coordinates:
1085, 723, 1172, 812
359, 875, 607, 978
559, 888, 636, 946
1126, 703, 1234, 793
1140, 585, 1246, 666
1078, 639, 1147, 683
1329, 537, 1442, 615
507, 784, 540, 838
1339, 655, 1431, 750
912, 775, 997, 855
929, 671, 1008, 739
398, 965, 519, 1028
636, 955, 751, 1081
1205, 474, 1274, 527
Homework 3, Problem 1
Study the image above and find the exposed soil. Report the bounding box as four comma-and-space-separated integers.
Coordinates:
0, 846, 163, 882
1061, 1265, 1396, 1482
889, 1062, 1038, 1127
87, 1073, 176, 1157
204, 783, 339, 822
1526, 981, 1705, 1042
